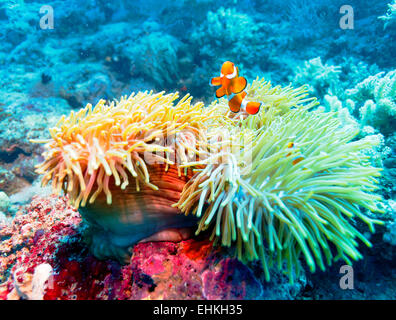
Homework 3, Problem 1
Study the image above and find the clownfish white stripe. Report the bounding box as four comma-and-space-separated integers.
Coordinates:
226, 66, 237, 79
210, 61, 261, 115
241, 97, 248, 112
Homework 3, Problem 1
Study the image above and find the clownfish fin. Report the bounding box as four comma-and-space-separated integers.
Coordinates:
228, 98, 241, 113
215, 86, 227, 98
229, 92, 246, 113
245, 102, 261, 115
230, 76, 247, 94
210, 76, 222, 87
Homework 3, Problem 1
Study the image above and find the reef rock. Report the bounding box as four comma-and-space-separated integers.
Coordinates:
0, 195, 303, 300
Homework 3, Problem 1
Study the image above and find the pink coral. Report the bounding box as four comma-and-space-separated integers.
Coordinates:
0, 195, 298, 300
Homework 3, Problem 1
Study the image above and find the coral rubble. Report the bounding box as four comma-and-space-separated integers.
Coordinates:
0, 195, 303, 300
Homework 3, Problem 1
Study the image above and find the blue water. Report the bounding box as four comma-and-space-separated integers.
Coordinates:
1, 0, 394, 105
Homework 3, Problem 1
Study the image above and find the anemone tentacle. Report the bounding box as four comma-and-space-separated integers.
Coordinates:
34, 91, 225, 209
175, 108, 383, 282
33, 82, 384, 282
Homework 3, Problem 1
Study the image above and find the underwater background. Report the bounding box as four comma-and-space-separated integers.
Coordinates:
0, 0, 395, 300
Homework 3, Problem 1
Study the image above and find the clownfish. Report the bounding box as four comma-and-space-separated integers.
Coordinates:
210, 61, 261, 115
286, 142, 305, 165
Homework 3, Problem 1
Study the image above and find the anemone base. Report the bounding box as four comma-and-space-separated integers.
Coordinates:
78, 165, 198, 262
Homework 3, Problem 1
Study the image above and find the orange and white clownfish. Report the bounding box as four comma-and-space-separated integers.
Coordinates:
210, 61, 261, 115
286, 142, 305, 165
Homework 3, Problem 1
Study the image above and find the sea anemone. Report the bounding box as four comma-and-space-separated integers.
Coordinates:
33, 80, 383, 281
35, 91, 223, 209
209, 78, 319, 127
33, 91, 225, 260
176, 107, 383, 282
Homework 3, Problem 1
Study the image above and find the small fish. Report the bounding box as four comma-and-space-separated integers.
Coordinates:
210, 61, 261, 115
286, 142, 305, 165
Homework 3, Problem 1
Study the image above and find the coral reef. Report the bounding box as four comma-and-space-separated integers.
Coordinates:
0, 0, 395, 300
379, 0, 396, 29
0, 195, 393, 300
292, 57, 342, 98
0, 192, 10, 212
124, 26, 181, 89
322, 69, 396, 137
348, 70, 396, 135
0, 195, 304, 300
192, 7, 266, 65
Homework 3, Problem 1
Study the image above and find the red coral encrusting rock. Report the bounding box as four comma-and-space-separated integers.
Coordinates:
0, 195, 300, 300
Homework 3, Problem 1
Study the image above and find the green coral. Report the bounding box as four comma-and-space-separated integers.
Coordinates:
292, 57, 381, 102
191, 7, 271, 69
320, 67, 396, 136
292, 57, 342, 98
124, 22, 180, 88
347, 70, 396, 135
323, 94, 358, 130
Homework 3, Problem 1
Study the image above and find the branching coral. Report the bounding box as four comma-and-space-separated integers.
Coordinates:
124, 27, 181, 88
192, 7, 261, 61
292, 57, 342, 98
323, 94, 358, 130
190, 6, 273, 75
346, 70, 396, 135
379, 0, 396, 29
33, 91, 223, 210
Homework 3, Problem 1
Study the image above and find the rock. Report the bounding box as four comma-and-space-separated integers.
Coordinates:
383, 200, 396, 246
383, 222, 396, 246
0, 195, 303, 300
